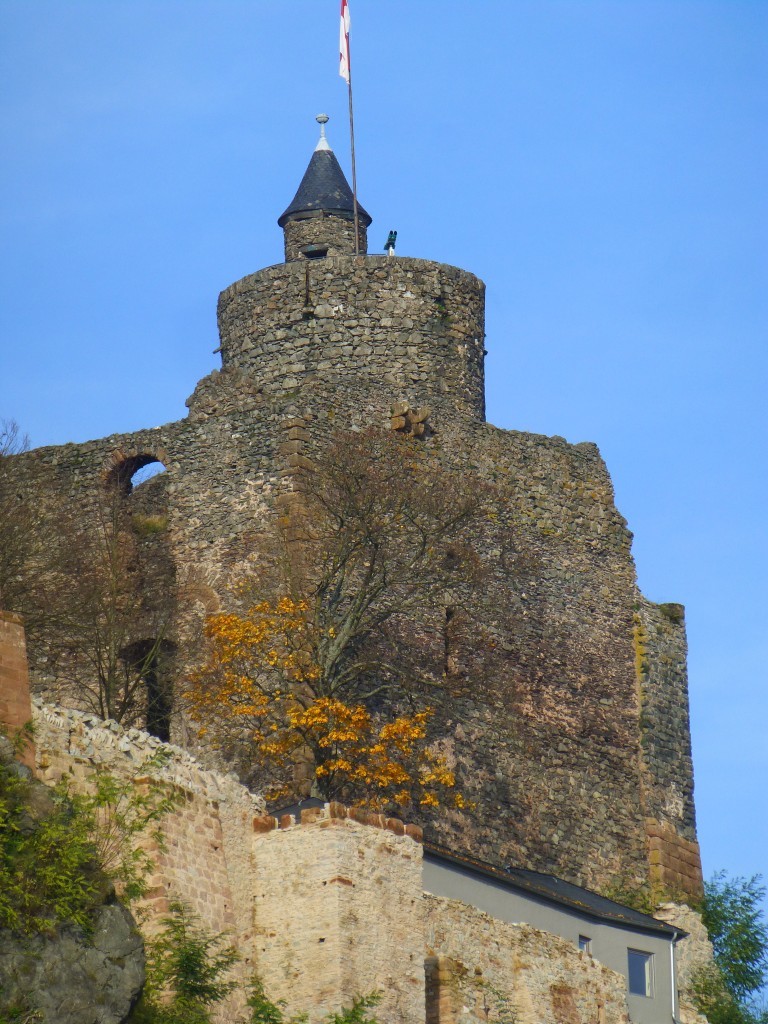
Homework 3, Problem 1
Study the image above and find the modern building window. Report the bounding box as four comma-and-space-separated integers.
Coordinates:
627, 949, 654, 997
578, 935, 592, 953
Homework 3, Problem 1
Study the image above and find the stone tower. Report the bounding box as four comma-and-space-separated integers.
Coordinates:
3, 119, 703, 900
219, 119, 486, 426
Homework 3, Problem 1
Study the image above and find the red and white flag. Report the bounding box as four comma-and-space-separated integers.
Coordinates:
339, 0, 351, 84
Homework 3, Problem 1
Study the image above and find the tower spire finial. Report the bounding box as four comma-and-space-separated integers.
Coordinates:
315, 113, 330, 151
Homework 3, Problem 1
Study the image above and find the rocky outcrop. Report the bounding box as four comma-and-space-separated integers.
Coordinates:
0, 902, 144, 1024
0, 736, 145, 1024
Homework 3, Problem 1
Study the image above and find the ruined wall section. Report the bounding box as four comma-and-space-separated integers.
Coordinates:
636, 599, 702, 895
5, 250, 701, 900
216, 255, 486, 426
409, 419, 652, 893
5, 400, 287, 714
424, 895, 631, 1024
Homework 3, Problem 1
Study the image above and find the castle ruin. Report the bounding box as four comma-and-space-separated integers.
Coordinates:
4, 119, 702, 902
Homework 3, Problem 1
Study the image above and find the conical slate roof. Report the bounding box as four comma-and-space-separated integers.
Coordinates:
278, 143, 372, 228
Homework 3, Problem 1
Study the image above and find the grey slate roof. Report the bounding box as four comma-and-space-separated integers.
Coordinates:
423, 841, 685, 938
278, 148, 372, 228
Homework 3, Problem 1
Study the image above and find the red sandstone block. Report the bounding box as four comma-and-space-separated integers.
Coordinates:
386, 818, 405, 836
328, 801, 347, 819
300, 806, 326, 824
253, 814, 278, 833
279, 814, 293, 830
405, 823, 423, 843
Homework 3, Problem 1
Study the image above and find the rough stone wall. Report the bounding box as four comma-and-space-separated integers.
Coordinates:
216, 255, 486, 425
424, 895, 631, 1024
655, 903, 712, 1024
635, 598, 702, 895
413, 420, 654, 892
283, 214, 367, 261
5, 247, 702, 900
0, 612, 34, 767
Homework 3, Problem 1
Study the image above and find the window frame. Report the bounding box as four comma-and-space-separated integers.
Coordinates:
627, 948, 654, 998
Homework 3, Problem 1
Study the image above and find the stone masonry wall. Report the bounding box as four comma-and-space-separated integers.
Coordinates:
424, 894, 631, 1024
31, 699, 265, 1018
283, 214, 368, 261
413, 420, 652, 892
635, 598, 702, 895
216, 255, 486, 425
655, 902, 712, 1024
252, 807, 426, 1024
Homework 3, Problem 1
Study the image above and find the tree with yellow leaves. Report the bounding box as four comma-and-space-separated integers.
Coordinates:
186, 428, 525, 809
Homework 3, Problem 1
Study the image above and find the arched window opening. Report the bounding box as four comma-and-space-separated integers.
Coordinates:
121, 638, 176, 742
109, 454, 167, 495
131, 461, 166, 489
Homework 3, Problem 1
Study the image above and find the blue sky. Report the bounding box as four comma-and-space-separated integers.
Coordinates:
1, 1, 766, 903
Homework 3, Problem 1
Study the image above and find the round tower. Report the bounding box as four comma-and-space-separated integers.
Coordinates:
216, 119, 486, 426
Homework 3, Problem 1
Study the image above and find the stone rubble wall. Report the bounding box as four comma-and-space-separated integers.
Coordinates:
216, 255, 486, 425
283, 214, 367, 262
252, 806, 426, 1024
31, 697, 265, 1019
424, 894, 631, 1024
636, 598, 702, 895
655, 902, 713, 1024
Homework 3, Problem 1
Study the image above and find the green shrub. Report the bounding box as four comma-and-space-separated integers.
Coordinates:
692, 872, 768, 1024
130, 901, 239, 1024
0, 747, 100, 935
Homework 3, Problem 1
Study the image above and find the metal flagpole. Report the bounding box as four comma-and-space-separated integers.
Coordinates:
347, 68, 360, 256
340, 0, 360, 255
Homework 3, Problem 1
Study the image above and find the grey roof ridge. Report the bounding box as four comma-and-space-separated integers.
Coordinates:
422, 839, 686, 939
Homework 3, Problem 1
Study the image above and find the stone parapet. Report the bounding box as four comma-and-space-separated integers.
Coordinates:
252, 799, 424, 842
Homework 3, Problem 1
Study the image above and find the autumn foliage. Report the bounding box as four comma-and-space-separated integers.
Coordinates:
185, 597, 462, 808
185, 428, 507, 809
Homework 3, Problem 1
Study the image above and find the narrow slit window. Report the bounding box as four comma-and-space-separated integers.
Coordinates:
578, 935, 592, 953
